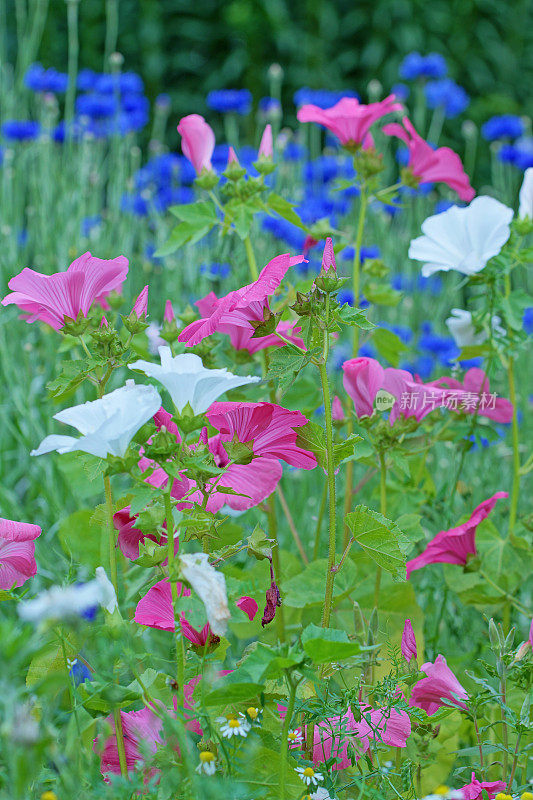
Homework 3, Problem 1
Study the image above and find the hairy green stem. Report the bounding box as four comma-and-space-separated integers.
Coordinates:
373, 452, 387, 608
112, 708, 128, 777
164, 489, 185, 709
244, 234, 259, 281
104, 0, 119, 69
313, 480, 328, 559
103, 475, 118, 595
65, 0, 79, 127
507, 357, 520, 536
279, 673, 298, 800
268, 496, 285, 642
319, 361, 337, 628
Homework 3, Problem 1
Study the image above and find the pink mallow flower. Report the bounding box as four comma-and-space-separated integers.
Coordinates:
193, 291, 304, 354
258, 124, 273, 158
134, 578, 258, 643
112, 506, 176, 561
422, 367, 513, 423
177, 114, 215, 175
409, 654, 468, 715
284, 700, 411, 769
132, 285, 149, 318
297, 95, 402, 148
406, 491, 508, 578
321, 236, 336, 272
383, 116, 475, 201
459, 772, 506, 799
97, 706, 163, 776
331, 396, 344, 421
178, 252, 306, 348
0, 517, 41, 590
401, 619, 417, 663
342, 356, 447, 425
1, 252, 128, 331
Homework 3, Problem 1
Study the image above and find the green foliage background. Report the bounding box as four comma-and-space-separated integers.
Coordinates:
3, 0, 533, 128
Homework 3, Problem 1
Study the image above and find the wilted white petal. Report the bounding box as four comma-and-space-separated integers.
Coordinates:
31, 380, 161, 459
409, 196, 513, 277
179, 552, 230, 636
19, 569, 117, 624
519, 167, 533, 219
129, 346, 260, 415
95, 566, 118, 612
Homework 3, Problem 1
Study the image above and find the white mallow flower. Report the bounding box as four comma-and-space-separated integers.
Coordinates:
31, 380, 161, 459
216, 713, 251, 739
179, 552, 230, 636
129, 346, 260, 415
445, 308, 504, 348
18, 566, 117, 624
408, 196, 513, 277
519, 167, 533, 219
295, 766, 324, 787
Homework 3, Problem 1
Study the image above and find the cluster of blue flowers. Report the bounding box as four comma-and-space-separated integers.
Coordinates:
398, 53, 469, 119
399, 52, 447, 81
207, 89, 252, 115
481, 114, 524, 142
293, 88, 359, 108
24, 62, 68, 93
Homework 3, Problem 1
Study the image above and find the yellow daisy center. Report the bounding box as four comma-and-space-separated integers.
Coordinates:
199, 751, 215, 763
435, 788, 450, 796
302, 767, 315, 778
247, 707, 259, 719
288, 732, 298, 740
228, 718, 241, 728
521, 794, 533, 800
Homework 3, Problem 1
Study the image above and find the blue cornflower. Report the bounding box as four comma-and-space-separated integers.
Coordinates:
76, 93, 117, 119
425, 79, 469, 117
391, 83, 410, 101
481, 115, 524, 142
94, 72, 144, 95
434, 199, 456, 214
523, 307, 533, 335
207, 89, 252, 115
304, 155, 342, 184
134, 153, 181, 190
295, 258, 320, 276
200, 263, 231, 280
261, 215, 305, 250
77, 69, 99, 91
293, 88, 359, 109
416, 274, 443, 295
24, 63, 68, 93
68, 658, 92, 686
121, 193, 149, 216
1, 120, 40, 141
341, 245, 380, 262
418, 322, 459, 365
283, 141, 307, 161
358, 342, 375, 358
379, 322, 413, 344
498, 137, 533, 170
259, 96, 281, 115
399, 52, 447, 80
17, 230, 28, 247
400, 355, 434, 379
81, 216, 101, 237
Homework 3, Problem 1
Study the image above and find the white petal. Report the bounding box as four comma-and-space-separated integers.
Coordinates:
30, 434, 79, 456
519, 167, 533, 219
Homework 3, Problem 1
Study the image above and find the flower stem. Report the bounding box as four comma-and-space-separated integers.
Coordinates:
374, 452, 387, 608
269, 495, 286, 643
112, 708, 128, 777
507, 357, 520, 536
351, 186, 367, 357
279, 673, 297, 800
164, 488, 186, 711
103, 475, 118, 597
244, 234, 259, 281
478, 570, 530, 616
313, 480, 328, 559
319, 361, 337, 629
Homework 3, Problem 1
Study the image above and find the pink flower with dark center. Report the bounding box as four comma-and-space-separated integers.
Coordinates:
383, 116, 475, 201
1, 252, 128, 331
178, 252, 305, 347
459, 772, 506, 799
258, 124, 273, 158
177, 114, 215, 175
401, 619, 417, 662
0, 517, 41, 590
409, 654, 468, 715
342, 356, 447, 425
206, 401, 316, 469
297, 95, 402, 148
406, 491, 508, 578
193, 291, 304, 354
422, 368, 513, 423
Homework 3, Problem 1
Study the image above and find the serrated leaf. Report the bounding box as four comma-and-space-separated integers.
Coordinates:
267, 193, 307, 230
265, 347, 309, 395
301, 623, 364, 663
345, 505, 406, 580
337, 303, 375, 330
170, 201, 218, 224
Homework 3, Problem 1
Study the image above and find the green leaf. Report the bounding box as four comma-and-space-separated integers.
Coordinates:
333, 433, 363, 467
267, 193, 307, 230
58, 509, 104, 571
283, 557, 359, 608
345, 505, 406, 580
372, 327, 409, 366
169, 201, 218, 224
265, 346, 310, 395
301, 623, 364, 663
232, 203, 255, 240
154, 223, 195, 256
46, 359, 92, 400
337, 303, 375, 330
364, 284, 402, 307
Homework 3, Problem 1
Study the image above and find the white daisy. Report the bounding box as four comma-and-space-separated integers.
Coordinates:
295, 765, 324, 787
408, 196, 513, 277
129, 346, 260, 415
31, 380, 161, 459
287, 728, 304, 745
195, 750, 217, 775
519, 167, 533, 219
216, 713, 251, 739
